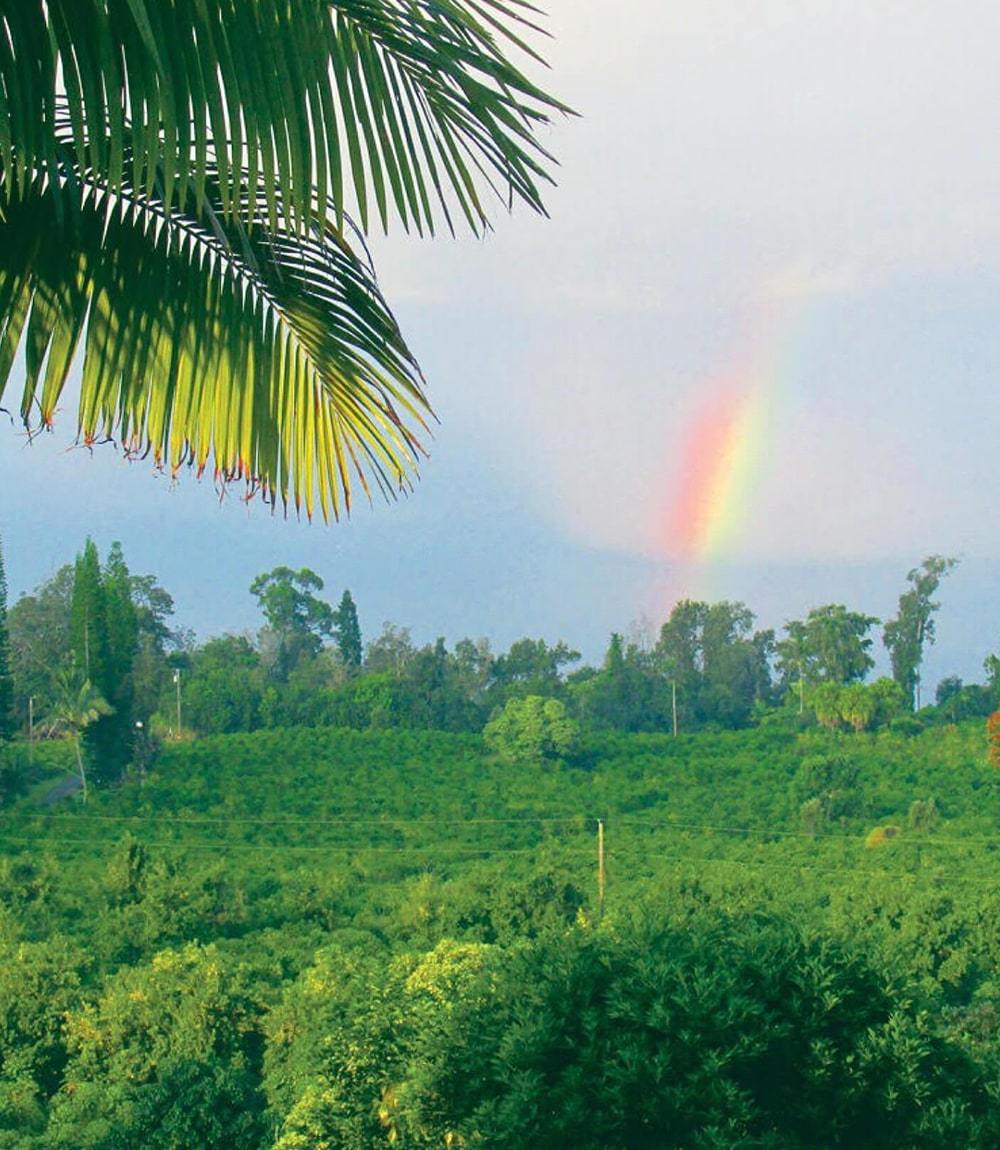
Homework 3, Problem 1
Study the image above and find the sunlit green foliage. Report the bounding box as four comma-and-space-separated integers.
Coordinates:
0, 718, 996, 1145
350, 916, 994, 1149
484, 695, 580, 766
807, 677, 905, 732
48, 944, 265, 1150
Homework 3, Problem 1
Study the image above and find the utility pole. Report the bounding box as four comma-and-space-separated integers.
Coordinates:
597, 819, 606, 921
671, 681, 678, 737
173, 669, 182, 736
134, 720, 146, 782
28, 696, 34, 767
915, 618, 925, 711
798, 663, 805, 716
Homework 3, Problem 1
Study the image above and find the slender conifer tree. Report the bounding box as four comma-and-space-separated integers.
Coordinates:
97, 543, 140, 776
335, 591, 363, 674
0, 534, 14, 739
70, 540, 109, 686
68, 539, 139, 781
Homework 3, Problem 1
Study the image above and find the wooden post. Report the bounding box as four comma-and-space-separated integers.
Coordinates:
597, 819, 606, 921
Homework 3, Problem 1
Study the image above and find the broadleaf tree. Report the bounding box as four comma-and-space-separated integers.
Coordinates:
776, 604, 880, 689
484, 695, 580, 766
654, 600, 774, 730
6, 564, 75, 726
251, 567, 335, 680
883, 556, 958, 709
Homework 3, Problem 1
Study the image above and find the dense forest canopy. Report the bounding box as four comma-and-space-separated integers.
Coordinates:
0, 537, 987, 757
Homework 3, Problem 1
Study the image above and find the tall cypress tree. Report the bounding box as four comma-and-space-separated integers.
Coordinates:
334, 590, 363, 673
68, 538, 121, 782
70, 539, 110, 687
0, 534, 14, 739
95, 543, 139, 778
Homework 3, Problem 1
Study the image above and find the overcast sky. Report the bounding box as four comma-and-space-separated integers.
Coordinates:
3, 1, 1000, 684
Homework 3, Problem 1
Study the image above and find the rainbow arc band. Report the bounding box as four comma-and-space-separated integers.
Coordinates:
668, 383, 768, 563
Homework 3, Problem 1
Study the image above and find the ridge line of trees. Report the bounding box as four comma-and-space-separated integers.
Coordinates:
2, 538, 993, 790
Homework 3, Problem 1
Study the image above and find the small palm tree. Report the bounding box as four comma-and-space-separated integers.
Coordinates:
0, 2, 566, 519
48, 670, 114, 804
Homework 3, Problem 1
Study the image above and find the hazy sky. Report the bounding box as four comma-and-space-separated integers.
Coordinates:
3, 1, 1000, 684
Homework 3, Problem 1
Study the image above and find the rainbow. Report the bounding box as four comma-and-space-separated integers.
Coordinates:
655, 303, 802, 606
665, 373, 770, 562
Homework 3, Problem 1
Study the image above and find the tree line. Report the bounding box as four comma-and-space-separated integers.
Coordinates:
0, 536, 993, 789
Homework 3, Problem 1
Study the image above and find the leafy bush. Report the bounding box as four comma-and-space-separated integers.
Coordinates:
484, 696, 580, 766
271, 915, 997, 1149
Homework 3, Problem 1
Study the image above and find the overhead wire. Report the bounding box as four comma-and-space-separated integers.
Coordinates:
4, 809, 997, 848
0, 825, 996, 887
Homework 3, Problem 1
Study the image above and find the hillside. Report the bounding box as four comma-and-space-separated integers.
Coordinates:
0, 722, 997, 1147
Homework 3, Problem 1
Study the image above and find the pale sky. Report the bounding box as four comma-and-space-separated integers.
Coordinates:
3, 1, 1000, 682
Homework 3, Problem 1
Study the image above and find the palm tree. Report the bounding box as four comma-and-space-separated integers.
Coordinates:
0, 2, 565, 519
48, 669, 113, 803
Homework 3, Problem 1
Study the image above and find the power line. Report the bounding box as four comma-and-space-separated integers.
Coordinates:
606, 845, 1000, 887
0, 833, 551, 856
612, 817, 1000, 848
0, 828, 996, 887
2, 811, 593, 828
6, 809, 998, 848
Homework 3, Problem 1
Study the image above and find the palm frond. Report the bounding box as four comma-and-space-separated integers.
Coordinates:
0, 157, 430, 520
3, 0, 567, 236
0, 3, 566, 516
49, 669, 113, 731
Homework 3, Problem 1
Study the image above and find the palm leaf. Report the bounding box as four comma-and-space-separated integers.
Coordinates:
0, 155, 430, 519
4, 0, 568, 236
0, 2, 566, 515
